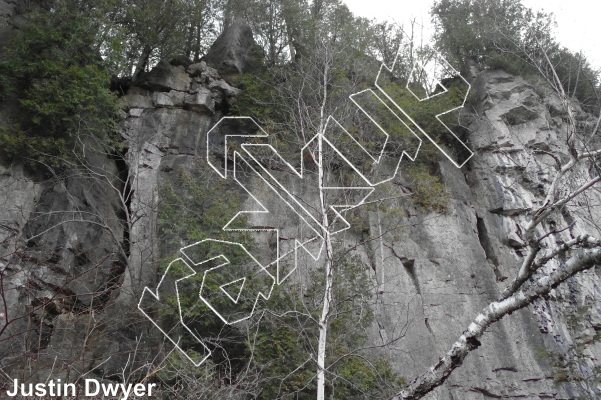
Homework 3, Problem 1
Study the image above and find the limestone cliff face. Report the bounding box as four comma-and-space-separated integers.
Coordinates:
0, 10, 600, 399
97, 66, 601, 398
464, 71, 601, 399
360, 70, 601, 399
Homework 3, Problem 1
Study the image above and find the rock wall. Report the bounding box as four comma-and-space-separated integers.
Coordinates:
0, 13, 600, 400
118, 64, 601, 399
358, 70, 601, 399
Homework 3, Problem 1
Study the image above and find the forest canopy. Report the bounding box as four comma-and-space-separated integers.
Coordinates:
0, 0, 599, 169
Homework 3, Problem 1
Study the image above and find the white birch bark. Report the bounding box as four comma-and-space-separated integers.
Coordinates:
316, 44, 333, 400
394, 247, 601, 400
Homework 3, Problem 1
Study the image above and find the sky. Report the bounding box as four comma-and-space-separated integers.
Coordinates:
343, 0, 601, 68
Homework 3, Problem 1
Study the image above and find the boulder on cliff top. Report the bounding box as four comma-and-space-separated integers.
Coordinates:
203, 20, 263, 75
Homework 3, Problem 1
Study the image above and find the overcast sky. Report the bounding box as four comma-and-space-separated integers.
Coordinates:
343, 0, 601, 68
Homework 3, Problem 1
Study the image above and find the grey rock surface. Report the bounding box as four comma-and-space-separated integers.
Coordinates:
0, 0, 18, 49
203, 20, 263, 75
0, 0, 45, 50
0, 10, 599, 397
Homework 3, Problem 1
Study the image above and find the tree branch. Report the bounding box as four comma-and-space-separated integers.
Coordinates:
394, 247, 601, 400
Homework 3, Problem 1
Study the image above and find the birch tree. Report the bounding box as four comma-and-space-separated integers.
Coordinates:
393, 18, 601, 400
239, 17, 429, 398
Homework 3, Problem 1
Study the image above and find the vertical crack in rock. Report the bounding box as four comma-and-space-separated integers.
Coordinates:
385, 244, 434, 336
400, 259, 435, 337
88, 152, 131, 308
362, 231, 379, 278
114, 152, 132, 263
476, 215, 504, 281
402, 258, 420, 295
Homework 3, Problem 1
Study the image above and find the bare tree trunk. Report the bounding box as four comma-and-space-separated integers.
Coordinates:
316, 222, 333, 400
315, 43, 333, 400
316, 140, 334, 400
194, 24, 202, 62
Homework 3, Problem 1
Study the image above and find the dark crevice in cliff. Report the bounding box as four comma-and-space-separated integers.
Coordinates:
109, 152, 132, 300
217, 93, 231, 115
476, 215, 504, 281
110, 75, 133, 97
386, 244, 420, 294
424, 317, 435, 337
394, 254, 436, 336
469, 387, 504, 398
400, 259, 437, 337
403, 258, 420, 295
113, 152, 132, 262
401, 258, 437, 337
361, 231, 379, 281
476, 216, 498, 265
441, 124, 473, 167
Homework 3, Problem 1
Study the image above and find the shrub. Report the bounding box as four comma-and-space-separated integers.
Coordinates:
0, 6, 121, 169
252, 254, 404, 399
406, 164, 450, 213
